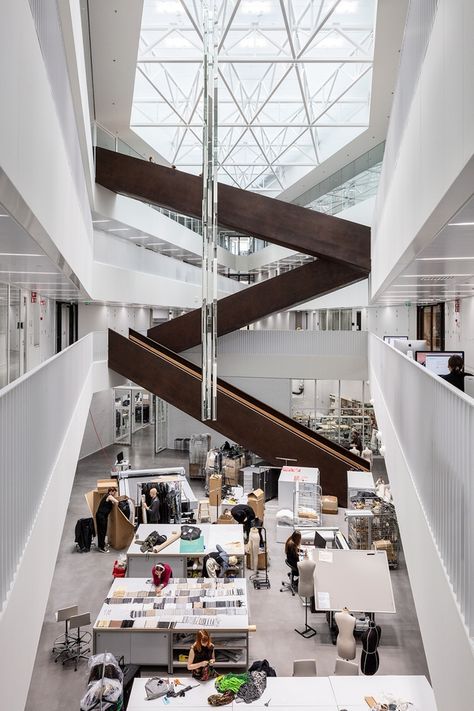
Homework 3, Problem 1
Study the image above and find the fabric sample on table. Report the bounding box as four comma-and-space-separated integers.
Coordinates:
108, 620, 122, 629
208, 691, 235, 706
236, 671, 267, 703
216, 673, 249, 694
179, 535, 205, 553
96, 620, 109, 628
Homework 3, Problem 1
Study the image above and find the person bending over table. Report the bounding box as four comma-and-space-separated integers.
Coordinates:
230, 503, 259, 542
152, 562, 172, 592
187, 629, 217, 680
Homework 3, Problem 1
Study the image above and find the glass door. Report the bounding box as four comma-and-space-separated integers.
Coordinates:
114, 388, 132, 445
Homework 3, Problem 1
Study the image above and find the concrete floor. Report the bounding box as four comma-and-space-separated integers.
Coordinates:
26, 427, 429, 710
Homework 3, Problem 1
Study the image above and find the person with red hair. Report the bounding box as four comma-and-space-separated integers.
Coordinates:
187, 629, 217, 680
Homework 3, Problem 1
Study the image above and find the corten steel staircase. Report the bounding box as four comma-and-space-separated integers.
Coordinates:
98, 148, 371, 502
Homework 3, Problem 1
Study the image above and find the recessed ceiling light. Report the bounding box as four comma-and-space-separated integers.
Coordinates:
401, 273, 472, 277
447, 222, 474, 226
0, 253, 45, 257
107, 227, 130, 232
92, 219, 111, 224
416, 257, 474, 261
0, 271, 58, 275
0, 214, 9, 217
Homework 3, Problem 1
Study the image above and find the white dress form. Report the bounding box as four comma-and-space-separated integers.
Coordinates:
361, 447, 373, 468
247, 526, 260, 571
297, 557, 316, 598
335, 608, 356, 660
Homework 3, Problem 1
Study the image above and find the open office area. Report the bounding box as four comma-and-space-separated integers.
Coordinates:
26, 431, 430, 711
1, 1, 473, 710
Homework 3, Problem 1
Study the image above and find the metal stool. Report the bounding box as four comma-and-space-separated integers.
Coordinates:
280, 559, 298, 596
62, 612, 92, 671
52, 605, 78, 663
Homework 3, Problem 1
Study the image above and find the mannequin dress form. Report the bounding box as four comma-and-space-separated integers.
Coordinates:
360, 620, 381, 675
247, 526, 260, 571
361, 447, 373, 468
295, 555, 317, 638
335, 608, 356, 660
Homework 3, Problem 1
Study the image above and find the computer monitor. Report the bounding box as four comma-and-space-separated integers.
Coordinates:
393, 339, 428, 355
383, 335, 408, 347
116, 451, 124, 464
415, 351, 465, 374
314, 530, 327, 549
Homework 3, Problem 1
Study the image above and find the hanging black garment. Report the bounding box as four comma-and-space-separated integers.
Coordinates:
74, 517, 95, 552
360, 622, 381, 675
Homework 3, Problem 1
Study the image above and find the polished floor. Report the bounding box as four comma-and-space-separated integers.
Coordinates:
26, 427, 429, 710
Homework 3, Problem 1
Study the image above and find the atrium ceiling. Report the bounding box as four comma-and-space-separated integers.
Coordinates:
131, 0, 377, 195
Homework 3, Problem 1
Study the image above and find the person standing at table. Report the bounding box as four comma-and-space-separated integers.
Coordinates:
187, 629, 217, 680
145, 487, 160, 523
230, 503, 258, 542
96, 486, 119, 552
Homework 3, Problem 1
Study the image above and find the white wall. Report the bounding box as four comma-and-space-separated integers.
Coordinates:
167, 376, 291, 450
372, 0, 474, 297
0, 0, 93, 294
79, 389, 114, 459
78, 303, 151, 338
369, 337, 474, 710
445, 297, 474, 372
367, 305, 417, 339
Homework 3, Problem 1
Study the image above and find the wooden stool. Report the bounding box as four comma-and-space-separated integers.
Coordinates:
197, 499, 211, 523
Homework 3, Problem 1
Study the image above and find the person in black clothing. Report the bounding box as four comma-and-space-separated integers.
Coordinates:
187, 629, 217, 680
440, 355, 472, 392
145, 487, 160, 523
230, 503, 258, 542
285, 530, 302, 576
96, 487, 119, 552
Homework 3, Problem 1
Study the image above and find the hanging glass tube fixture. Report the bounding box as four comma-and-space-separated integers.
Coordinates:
201, 0, 218, 421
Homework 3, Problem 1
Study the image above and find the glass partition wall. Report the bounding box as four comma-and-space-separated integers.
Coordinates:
291, 379, 377, 451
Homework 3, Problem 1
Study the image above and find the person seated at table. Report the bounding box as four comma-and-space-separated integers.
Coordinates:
152, 562, 172, 593
187, 629, 217, 680
285, 530, 302, 575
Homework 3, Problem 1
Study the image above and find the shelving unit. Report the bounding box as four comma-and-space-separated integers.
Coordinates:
171, 631, 248, 671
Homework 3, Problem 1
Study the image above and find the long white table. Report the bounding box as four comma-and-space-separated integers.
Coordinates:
127, 675, 437, 710
330, 674, 437, 709
93, 578, 250, 671
126, 523, 245, 577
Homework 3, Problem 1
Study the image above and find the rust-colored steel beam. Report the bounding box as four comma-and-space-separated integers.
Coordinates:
108, 329, 370, 503
148, 258, 364, 352
96, 148, 370, 272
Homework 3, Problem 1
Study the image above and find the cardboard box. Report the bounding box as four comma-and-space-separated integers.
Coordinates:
97, 479, 117, 494
246, 550, 267, 570
322, 495, 338, 514
224, 465, 240, 486
209, 474, 222, 506
217, 511, 237, 525
248, 488, 265, 520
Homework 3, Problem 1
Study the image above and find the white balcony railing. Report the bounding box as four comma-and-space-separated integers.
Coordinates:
0, 331, 107, 611
369, 334, 474, 640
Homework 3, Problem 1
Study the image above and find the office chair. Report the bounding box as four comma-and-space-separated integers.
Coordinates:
293, 659, 317, 676
334, 659, 359, 675
62, 612, 92, 671
280, 559, 298, 595
52, 605, 79, 663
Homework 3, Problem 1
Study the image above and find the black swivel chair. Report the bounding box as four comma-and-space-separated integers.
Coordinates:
280, 559, 299, 595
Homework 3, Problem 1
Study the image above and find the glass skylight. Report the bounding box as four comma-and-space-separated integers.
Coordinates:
132, 0, 376, 195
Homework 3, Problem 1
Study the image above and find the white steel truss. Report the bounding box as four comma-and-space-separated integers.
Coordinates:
132, 0, 376, 194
